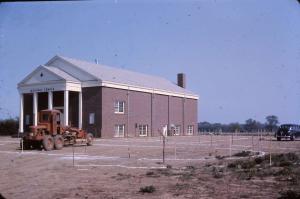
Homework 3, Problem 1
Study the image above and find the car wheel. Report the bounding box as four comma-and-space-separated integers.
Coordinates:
277, 137, 281, 141
290, 135, 295, 141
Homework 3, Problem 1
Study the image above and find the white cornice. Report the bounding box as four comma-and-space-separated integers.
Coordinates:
100, 81, 199, 100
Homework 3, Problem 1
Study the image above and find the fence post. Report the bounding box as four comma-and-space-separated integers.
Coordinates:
269, 136, 272, 166
174, 141, 177, 160
163, 135, 165, 164
21, 138, 23, 154
210, 133, 213, 156
72, 144, 75, 167
128, 146, 131, 159
229, 135, 232, 157
252, 135, 254, 151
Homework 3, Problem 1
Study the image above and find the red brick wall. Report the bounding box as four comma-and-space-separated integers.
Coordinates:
169, 96, 184, 135
82, 86, 197, 138
152, 94, 168, 136
127, 91, 151, 137
101, 87, 127, 138
184, 98, 198, 135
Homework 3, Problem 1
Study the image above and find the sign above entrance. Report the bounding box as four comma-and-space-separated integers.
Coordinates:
30, 87, 55, 93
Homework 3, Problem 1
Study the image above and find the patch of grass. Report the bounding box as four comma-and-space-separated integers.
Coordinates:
174, 183, 190, 191
216, 155, 226, 160
227, 159, 256, 170
186, 165, 195, 170
139, 185, 156, 194
272, 153, 299, 167
179, 172, 194, 181
112, 173, 133, 180
233, 151, 251, 157
146, 171, 160, 178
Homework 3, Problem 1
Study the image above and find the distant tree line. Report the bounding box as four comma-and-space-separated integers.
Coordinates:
0, 118, 19, 136
198, 115, 279, 133
0, 115, 282, 136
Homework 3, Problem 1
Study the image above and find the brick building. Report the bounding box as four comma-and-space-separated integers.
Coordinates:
17, 55, 198, 138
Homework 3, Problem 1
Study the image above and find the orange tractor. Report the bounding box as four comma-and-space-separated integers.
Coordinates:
21, 109, 93, 151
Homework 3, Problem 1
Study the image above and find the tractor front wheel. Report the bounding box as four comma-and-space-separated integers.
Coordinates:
86, 133, 94, 146
54, 135, 64, 150
43, 135, 54, 151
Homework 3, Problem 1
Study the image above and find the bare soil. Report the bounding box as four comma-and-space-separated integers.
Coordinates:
0, 135, 299, 199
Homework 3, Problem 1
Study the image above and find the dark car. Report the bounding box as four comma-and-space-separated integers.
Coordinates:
275, 124, 300, 141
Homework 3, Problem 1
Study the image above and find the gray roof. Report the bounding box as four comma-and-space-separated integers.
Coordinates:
43, 65, 80, 82
51, 55, 197, 96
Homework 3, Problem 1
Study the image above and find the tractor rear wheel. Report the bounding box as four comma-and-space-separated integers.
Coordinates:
86, 133, 94, 146
54, 135, 64, 150
43, 135, 54, 151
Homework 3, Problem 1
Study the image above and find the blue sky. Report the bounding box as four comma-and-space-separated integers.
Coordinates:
0, 0, 299, 124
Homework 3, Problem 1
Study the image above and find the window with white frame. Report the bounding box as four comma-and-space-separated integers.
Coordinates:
114, 101, 125, 114
114, 124, 125, 137
174, 125, 180, 135
89, 113, 95, 124
187, 125, 194, 135
138, 125, 148, 136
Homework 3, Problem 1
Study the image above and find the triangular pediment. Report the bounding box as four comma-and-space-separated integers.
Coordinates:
46, 55, 98, 81
19, 66, 64, 85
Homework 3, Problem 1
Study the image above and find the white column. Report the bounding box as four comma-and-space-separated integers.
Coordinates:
78, 91, 82, 129
33, 92, 38, 126
48, 91, 53, 110
64, 90, 69, 126
19, 93, 24, 133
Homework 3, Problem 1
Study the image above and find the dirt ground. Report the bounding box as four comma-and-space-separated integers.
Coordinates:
0, 135, 299, 199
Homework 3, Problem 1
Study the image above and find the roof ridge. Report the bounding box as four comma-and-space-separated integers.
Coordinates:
58, 55, 171, 82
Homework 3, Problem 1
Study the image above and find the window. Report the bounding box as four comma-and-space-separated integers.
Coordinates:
114, 124, 125, 137
114, 101, 125, 114
174, 125, 180, 135
42, 114, 49, 122
187, 125, 194, 135
139, 125, 148, 136
25, 115, 30, 125
89, 113, 95, 124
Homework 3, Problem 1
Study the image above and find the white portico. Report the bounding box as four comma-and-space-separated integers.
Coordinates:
17, 65, 82, 133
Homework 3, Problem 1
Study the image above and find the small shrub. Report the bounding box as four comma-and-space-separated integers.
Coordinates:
166, 164, 172, 169
254, 157, 264, 164
0, 193, 6, 199
146, 171, 154, 176
139, 185, 156, 194
278, 190, 300, 199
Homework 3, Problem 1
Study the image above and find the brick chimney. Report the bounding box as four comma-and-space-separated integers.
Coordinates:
177, 73, 186, 88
